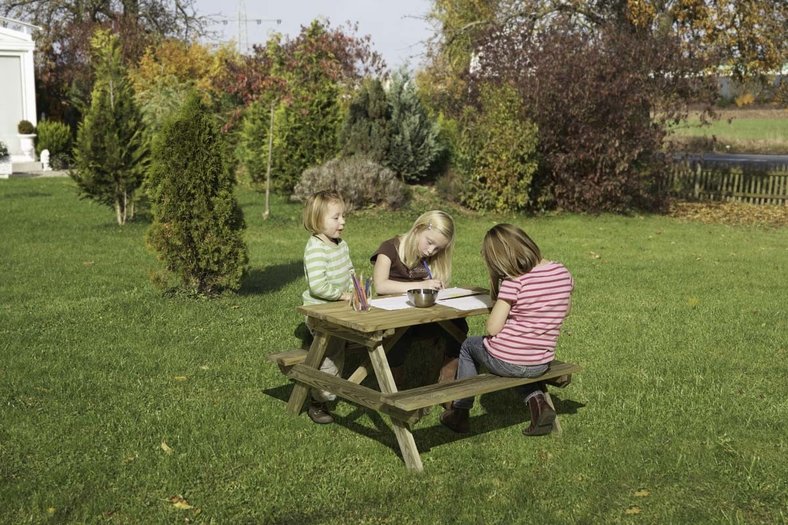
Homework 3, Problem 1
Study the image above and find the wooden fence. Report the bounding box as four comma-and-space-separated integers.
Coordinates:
666, 161, 788, 205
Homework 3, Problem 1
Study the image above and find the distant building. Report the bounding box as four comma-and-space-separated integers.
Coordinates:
0, 16, 38, 162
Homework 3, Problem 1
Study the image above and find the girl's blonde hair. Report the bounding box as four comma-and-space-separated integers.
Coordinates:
399, 210, 455, 283
302, 190, 345, 234
482, 223, 542, 299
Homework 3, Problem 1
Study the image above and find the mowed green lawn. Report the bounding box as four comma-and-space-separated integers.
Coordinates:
672, 117, 788, 142
669, 108, 788, 153
1, 177, 786, 524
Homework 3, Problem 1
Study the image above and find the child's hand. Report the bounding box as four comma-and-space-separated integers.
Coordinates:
340, 292, 353, 302
423, 279, 444, 290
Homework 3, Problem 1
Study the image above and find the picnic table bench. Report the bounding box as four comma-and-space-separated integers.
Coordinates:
270, 290, 581, 471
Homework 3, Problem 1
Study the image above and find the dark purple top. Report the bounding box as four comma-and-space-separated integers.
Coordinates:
370, 236, 430, 282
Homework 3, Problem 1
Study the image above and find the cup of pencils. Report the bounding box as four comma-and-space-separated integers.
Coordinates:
350, 272, 372, 312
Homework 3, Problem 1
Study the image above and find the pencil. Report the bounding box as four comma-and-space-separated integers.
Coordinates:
422, 259, 433, 279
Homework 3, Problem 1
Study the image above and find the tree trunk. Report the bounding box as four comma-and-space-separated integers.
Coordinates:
263, 101, 275, 221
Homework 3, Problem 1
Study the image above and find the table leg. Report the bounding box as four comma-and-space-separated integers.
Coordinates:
368, 342, 424, 472
286, 332, 330, 415
347, 327, 408, 384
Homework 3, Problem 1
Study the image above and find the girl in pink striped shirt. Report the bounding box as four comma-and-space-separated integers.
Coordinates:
441, 224, 574, 436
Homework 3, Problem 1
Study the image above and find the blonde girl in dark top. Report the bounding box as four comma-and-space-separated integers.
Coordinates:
370, 210, 467, 396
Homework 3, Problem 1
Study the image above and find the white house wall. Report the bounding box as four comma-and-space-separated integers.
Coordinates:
0, 21, 37, 161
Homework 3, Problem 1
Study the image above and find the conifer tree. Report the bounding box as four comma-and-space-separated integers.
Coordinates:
340, 78, 391, 162
71, 30, 146, 225
146, 93, 248, 296
237, 97, 274, 186
386, 70, 444, 183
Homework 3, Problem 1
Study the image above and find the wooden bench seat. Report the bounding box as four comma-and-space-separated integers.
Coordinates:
267, 349, 309, 374
383, 360, 581, 412
266, 343, 368, 375
280, 357, 580, 427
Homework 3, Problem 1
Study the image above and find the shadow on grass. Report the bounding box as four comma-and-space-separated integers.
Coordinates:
262, 380, 586, 461
240, 260, 302, 296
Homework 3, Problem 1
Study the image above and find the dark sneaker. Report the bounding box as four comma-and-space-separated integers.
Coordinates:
307, 402, 334, 424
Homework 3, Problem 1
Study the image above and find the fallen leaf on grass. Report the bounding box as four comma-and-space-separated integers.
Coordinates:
160, 441, 173, 454
173, 376, 188, 381
589, 251, 602, 259
669, 201, 788, 228
687, 296, 700, 307
168, 495, 193, 510
624, 506, 641, 515
47, 507, 56, 515
83, 261, 94, 267
634, 489, 650, 497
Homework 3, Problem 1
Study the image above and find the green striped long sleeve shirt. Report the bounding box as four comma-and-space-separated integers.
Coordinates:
302, 235, 354, 305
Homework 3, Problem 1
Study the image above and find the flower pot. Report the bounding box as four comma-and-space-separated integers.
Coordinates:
18, 133, 36, 161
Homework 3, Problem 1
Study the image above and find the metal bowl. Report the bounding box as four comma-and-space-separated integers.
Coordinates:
407, 288, 438, 308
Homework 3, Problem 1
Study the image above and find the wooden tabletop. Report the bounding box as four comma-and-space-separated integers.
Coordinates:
297, 288, 491, 334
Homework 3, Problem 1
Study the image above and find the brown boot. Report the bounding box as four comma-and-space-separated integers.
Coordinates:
523, 392, 555, 436
440, 405, 470, 433
438, 357, 459, 410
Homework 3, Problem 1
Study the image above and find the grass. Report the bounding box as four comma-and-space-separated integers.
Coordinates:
1, 178, 787, 524
668, 107, 788, 154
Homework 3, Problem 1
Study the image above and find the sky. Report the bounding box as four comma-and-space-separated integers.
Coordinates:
194, 0, 436, 69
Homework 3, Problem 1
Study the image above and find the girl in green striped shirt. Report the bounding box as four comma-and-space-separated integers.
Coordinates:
301, 190, 354, 424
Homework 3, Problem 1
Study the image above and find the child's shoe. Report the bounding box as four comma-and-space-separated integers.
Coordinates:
307, 402, 334, 424
522, 393, 555, 436
440, 405, 470, 433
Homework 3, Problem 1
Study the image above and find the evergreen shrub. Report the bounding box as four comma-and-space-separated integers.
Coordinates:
71, 30, 146, 225
455, 83, 539, 212
0, 141, 8, 159
146, 93, 248, 296
386, 70, 445, 183
340, 78, 390, 162
35, 120, 73, 168
237, 98, 273, 186
292, 156, 408, 211
271, 82, 342, 194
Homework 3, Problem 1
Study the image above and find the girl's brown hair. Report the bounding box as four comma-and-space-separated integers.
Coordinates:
302, 190, 345, 235
482, 223, 542, 299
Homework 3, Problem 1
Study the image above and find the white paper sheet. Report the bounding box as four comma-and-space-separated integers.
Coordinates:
438, 294, 494, 311
436, 287, 478, 300
368, 294, 412, 310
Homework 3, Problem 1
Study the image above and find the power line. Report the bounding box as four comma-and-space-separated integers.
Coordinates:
209, 0, 282, 53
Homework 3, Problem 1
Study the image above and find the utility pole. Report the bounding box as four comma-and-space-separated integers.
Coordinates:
235, 0, 281, 54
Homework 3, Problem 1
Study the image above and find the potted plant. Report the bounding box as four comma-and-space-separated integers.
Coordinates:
0, 141, 11, 177
17, 119, 37, 161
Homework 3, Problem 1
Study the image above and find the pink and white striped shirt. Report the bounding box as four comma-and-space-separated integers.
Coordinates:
484, 261, 573, 365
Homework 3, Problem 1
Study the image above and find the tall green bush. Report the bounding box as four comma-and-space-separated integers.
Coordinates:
71, 30, 146, 225
455, 83, 539, 212
386, 70, 445, 183
271, 81, 342, 194
237, 97, 274, 186
35, 120, 73, 168
340, 78, 390, 162
146, 93, 248, 296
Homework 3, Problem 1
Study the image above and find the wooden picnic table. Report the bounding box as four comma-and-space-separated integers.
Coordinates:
284, 288, 491, 472
278, 288, 581, 471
